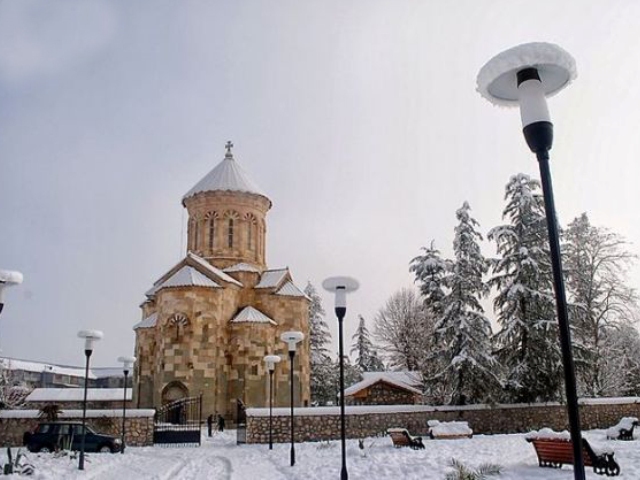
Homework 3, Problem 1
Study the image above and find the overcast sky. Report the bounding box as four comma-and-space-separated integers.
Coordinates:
1, 0, 639, 368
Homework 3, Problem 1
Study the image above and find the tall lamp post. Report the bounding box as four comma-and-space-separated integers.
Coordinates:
117, 356, 136, 454
477, 42, 584, 480
77, 330, 103, 470
323, 276, 359, 480
280, 331, 304, 467
263, 354, 281, 450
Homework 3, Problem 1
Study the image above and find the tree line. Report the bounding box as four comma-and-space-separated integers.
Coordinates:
309, 173, 639, 406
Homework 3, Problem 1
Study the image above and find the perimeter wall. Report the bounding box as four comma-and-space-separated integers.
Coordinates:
245, 398, 640, 443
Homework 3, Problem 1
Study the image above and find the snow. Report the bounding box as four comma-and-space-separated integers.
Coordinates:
0, 409, 154, 419
524, 427, 571, 441
182, 150, 270, 202
9, 427, 640, 479
133, 313, 157, 330
607, 417, 639, 439
343, 373, 422, 397
153, 265, 221, 291
0, 357, 95, 380
428, 420, 473, 437
223, 263, 262, 273
230, 306, 277, 325
275, 281, 307, 298
26, 388, 132, 402
255, 269, 288, 289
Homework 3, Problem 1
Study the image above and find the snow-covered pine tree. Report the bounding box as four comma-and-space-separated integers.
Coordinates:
489, 174, 562, 403
350, 315, 385, 373
304, 282, 335, 405
410, 241, 448, 317
562, 213, 639, 396
435, 201, 498, 405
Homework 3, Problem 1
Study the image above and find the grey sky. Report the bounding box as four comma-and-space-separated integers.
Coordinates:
1, 0, 639, 368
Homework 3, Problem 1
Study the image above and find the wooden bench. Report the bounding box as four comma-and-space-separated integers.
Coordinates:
526, 437, 620, 476
427, 420, 473, 440
387, 428, 425, 450
606, 417, 639, 441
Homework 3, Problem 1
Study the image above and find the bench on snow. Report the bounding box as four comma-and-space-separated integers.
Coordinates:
606, 417, 639, 441
525, 429, 620, 476
427, 420, 473, 439
386, 428, 425, 450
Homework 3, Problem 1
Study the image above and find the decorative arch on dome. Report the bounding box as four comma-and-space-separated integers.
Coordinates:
188, 215, 201, 253
205, 211, 218, 251
245, 213, 257, 251
224, 210, 240, 248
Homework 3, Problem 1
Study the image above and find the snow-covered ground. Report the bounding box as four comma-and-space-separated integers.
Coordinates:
8, 428, 640, 479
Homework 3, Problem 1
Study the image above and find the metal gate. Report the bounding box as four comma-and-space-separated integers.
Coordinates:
154, 395, 202, 446
236, 399, 246, 444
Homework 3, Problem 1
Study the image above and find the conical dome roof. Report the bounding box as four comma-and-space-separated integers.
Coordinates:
182, 142, 270, 204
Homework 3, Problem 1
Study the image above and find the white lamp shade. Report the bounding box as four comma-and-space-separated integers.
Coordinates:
322, 276, 359, 308
264, 354, 281, 370
476, 42, 576, 107
78, 329, 104, 351
518, 78, 551, 127
280, 331, 304, 351
118, 356, 137, 372
0, 270, 23, 285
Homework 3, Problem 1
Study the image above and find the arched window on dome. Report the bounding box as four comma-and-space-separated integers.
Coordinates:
168, 313, 190, 342
205, 212, 217, 251
190, 217, 200, 252
245, 213, 257, 251
225, 211, 239, 248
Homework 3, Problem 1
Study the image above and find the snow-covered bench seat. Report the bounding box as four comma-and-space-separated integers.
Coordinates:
427, 420, 473, 439
386, 428, 425, 450
525, 428, 620, 476
606, 417, 639, 441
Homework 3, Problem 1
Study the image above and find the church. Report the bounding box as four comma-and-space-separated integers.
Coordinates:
133, 142, 310, 422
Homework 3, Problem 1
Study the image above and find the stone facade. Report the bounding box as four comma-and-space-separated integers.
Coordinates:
245, 399, 640, 443
134, 144, 310, 424
0, 410, 154, 447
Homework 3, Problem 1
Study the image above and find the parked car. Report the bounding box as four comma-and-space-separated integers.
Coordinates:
23, 421, 121, 453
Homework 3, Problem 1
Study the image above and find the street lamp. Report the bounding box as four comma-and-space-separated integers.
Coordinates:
263, 354, 281, 450
322, 276, 359, 480
477, 42, 584, 480
279, 331, 304, 467
77, 329, 103, 470
0, 270, 23, 316
117, 356, 136, 454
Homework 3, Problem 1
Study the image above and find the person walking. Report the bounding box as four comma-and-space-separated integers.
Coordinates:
207, 414, 213, 437
217, 414, 225, 432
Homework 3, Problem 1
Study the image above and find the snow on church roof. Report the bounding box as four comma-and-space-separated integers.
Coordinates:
255, 268, 288, 289
182, 142, 270, 204
154, 265, 221, 291
344, 371, 423, 397
275, 281, 307, 298
187, 252, 243, 287
223, 263, 262, 274
230, 306, 277, 325
133, 312, 158, 330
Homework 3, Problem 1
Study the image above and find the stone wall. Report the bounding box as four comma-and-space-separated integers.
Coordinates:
245, 398, 640, 443
0, 409, 154, 447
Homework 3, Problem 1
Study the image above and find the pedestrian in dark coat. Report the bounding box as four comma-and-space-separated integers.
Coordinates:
207, 414, 213, 437
217, 414, 225, 432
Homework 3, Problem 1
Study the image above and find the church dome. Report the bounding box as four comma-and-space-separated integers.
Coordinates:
182, 141, 270, 206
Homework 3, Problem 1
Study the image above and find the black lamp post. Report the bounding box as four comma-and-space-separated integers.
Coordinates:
117, 356, 136, 454
0, 270, 23, 317
477, 42, 584, 480
77, 329, 103, 471
280, 331, 304, 467
263, 354, 281, 450
323, 276, 359, 480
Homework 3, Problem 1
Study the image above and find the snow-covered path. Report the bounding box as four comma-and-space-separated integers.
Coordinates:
12, 428, 640, 479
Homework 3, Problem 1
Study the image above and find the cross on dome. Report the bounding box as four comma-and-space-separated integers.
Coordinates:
225, 141, 234, 157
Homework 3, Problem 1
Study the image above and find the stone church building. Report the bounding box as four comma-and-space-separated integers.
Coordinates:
133, 143, 310, 421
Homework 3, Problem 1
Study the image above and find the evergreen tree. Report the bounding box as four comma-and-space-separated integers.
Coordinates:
304, 282, 334, 405
410, 241, 448, 317
488, 174, 562, 403
563, 213, 639, 396
350, 315, 385, 372
437, 202, 498, 404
